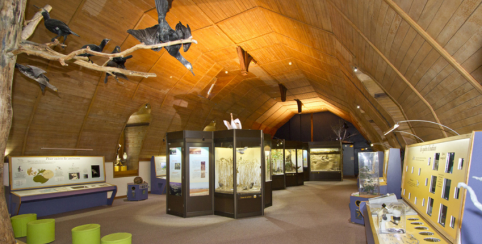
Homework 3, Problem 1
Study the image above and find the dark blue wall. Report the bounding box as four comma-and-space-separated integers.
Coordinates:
274, 112, 370, 149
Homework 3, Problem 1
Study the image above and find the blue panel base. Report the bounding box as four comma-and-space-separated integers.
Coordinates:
127, 183, 148, 201
380, 185, 387, 195
18, 192, 107, 217
150, 178, 167, 195
350, 195, 371, 225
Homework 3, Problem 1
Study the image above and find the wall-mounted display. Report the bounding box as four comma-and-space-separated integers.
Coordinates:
9, 156, 105, 190
189, 147, 209, 196
166, 131, 214, 218
154, 156, 167, 177
310, 148, 341, 172
214, 130, 265, 219
357, 152, 380, 195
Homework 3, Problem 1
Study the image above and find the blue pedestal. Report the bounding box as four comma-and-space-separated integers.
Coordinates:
350, 195, 379, 225
150, 156, 167, 195
127, 183, 148, 201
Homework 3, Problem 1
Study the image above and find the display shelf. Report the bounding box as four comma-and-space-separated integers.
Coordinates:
166, 131, 214, 218
263, 133, 273, 208
308, 141, 342, 181
150, 156, 167, 195
271, 139, 285, 190
213, 130, 264, 219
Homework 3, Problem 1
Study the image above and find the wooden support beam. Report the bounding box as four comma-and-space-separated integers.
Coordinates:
237, 46, 255, 76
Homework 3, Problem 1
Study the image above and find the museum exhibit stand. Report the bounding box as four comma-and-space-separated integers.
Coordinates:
213, 130, 265, 219
284, 141, 303, 187
363, 132, 482, 244
150, 156, 167, 194
308, 141, 342, 181
6, 156, 117, 217
271, 139, 285, 190
302, 143, 309, 181
297, 142, 304, 186
263, 133, 273, 208
166, 131, 214, 218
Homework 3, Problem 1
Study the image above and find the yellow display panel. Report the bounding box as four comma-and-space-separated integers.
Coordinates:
401, 134, 472, 243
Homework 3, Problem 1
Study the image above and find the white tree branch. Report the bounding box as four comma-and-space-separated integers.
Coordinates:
22, 5, 52, 40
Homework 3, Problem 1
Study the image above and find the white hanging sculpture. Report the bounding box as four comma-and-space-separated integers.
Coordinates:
223, 113, 242, 130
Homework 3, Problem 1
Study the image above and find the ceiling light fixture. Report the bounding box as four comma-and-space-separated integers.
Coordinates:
356, 105, 360, 109
170, 76, 172, 78
225, 71, 228, 74
383, 120, 459, 136
289, 62, 292, 65
353, 67, 358, 72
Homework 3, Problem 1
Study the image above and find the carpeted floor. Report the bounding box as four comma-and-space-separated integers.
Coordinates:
17, 179, 367, 244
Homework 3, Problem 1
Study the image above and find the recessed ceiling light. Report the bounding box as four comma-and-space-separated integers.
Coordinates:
289, 62, 292, 65
357, 105, 360, 109
170, 76, 172, 78
225, 71, 228, 74
353, 67, 358, 72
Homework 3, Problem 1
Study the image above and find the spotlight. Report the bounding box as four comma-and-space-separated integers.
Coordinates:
225, 71, 228, 74
289, 62, 292, 65
354, 67, 358, 72
356, 105, 360, 109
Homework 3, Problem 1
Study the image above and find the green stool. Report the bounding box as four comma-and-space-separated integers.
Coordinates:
101, 233, 132, 244
27, 219, 55, 244
10, 213, 37, 238
72, 224, 101, 244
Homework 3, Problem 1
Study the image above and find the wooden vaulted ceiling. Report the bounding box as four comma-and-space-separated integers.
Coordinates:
7, 0, 482, 160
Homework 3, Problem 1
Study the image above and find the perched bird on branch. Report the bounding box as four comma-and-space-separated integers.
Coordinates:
38, 7, 80, 45
15, 64, 58, 94
127, 0, 195, 75
78, 38, 110, 63
104, 46, 132, 83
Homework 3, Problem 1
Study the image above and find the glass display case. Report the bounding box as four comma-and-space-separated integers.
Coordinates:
302, 143, 310, 181
357, 152, 380, 195
263, 133, 273, 208
308, 141, 342, 181
271, 139, 285, 190
285, 141, 303, 187
166, 131, 214, 218
213, 130, 264, 219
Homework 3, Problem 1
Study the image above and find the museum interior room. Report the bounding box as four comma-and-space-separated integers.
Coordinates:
1, 0, 482, 243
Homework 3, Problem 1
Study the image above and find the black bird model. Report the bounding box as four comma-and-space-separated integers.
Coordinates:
104, 46, 133, 83
39, 8, 80, 44
15, 64, 58, 94
78, 38, 110, 63
127, 0, 195, 75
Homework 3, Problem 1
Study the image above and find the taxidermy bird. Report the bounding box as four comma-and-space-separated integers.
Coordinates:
15, 64, 58, 94
236, 146, 248, 154
78, 38, 110, 63
38, 7, 80, 44
104, 46, 132, 83
127, 0, 195, 75
223, 113, 242, 130
294, 99, 303, 114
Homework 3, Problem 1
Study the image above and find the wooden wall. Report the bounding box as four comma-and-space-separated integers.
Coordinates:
6, 0, 482, 161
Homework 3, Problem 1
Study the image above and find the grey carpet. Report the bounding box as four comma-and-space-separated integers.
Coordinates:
17, 179, 366, 243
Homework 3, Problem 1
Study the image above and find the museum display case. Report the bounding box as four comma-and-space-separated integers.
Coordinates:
308, 141, 342, 181
297, 144, 304, 186
284, 141, 302, 187
166, 131, 214, 218
357, 152, 380, 195
302, 143, 310, 181
7, 156, 117, 217
363, 132, 482, 244
214, 130, 264, 219
263, 133, 273, 208
271, 139, 285, 190
150, 156, 167, 194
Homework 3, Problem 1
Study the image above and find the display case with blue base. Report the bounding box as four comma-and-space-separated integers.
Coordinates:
214, 130, 265, 219
271, 139, 285, 190
7, 156, 116, 217
284, 141, 301, 187
150, 156, 167, 195
302, 143, 309, 181
127, 182, 148, 201
166, 130, 214, 218
263, 133, 273, 208
308, 141, 342, 181
381, 148, 401, 198
349, 194, 379, 225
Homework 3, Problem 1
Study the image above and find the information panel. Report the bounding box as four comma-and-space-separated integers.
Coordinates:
154, 156, 167, 177
169, 147, 182, 196
189, 147, 209, 196
9, 156, 105, 191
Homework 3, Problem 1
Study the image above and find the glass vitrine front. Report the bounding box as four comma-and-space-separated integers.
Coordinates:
236, 145, 262, 193
310, 148, 341, 172
264, 136, 272, 182
303, 150, 308, 168
271, 144, 284, 175
358, 152, 380, 195
297, 149, 303, 173
285, 149, 297, 173
214, 142, 234, 194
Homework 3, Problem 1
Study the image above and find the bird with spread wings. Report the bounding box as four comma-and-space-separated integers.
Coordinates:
127, 0, 194, 75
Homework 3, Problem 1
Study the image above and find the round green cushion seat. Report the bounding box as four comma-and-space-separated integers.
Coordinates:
101, 233, 132, 244
10, 213, 37, 238
27, 219, 55, 244
72, 224, 101, 244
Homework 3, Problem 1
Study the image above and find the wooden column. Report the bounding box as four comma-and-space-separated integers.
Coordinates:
0, 0, 27, 242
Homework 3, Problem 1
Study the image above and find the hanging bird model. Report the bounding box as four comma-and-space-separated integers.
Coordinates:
104, 46, 133, 83
223, 113, 242, 130
127, 0, 195, 75
15, 64, 58, 94
37, 6, 80, 45
78, 38, 110, 63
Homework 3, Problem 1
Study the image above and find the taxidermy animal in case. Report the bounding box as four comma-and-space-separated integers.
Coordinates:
224, 113, 242, 130
15, 64, 58, 94
37, 6, 80, 44
127, 0, 195, 75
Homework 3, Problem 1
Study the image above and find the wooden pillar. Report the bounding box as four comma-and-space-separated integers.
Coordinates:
0, 0, 27, 242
